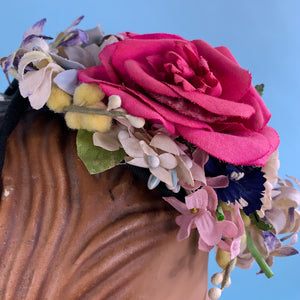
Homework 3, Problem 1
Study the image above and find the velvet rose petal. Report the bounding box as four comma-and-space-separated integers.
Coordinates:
192, 39, 252, 101
125, 59, 255, 119
176, 125, 273, 166
78, 69, 177, 133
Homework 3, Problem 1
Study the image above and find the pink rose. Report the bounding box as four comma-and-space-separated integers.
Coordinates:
78, 33, 279, 165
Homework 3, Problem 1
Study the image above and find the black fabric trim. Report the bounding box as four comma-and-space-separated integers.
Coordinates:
0, 82, 30, 183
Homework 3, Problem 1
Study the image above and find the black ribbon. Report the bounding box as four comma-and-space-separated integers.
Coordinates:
0, 81, 30, 182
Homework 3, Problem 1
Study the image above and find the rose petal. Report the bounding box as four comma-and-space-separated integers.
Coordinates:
176, 124, 276, 166
192, 40, 252, 101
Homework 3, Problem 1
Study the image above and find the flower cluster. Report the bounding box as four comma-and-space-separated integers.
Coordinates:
1, 17, 299, 300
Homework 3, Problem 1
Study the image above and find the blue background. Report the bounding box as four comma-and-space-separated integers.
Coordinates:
0, 1, 299, 299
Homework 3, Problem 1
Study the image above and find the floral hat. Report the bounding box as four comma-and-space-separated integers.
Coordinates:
1, 16, 299, 300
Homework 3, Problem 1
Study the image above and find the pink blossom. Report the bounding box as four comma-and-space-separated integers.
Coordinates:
216, 204, 245, 258
163, 186, 238, 252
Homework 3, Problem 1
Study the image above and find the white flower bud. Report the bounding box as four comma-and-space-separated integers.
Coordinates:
208, 287, 222, 300
147, 155, 160, 168
108, 95, 122, 110
126, 114, 145, 128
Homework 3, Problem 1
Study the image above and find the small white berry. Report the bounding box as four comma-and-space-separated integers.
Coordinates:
211, 272, 224, 286
107, 95, 122, 110
208, 287, 222, 300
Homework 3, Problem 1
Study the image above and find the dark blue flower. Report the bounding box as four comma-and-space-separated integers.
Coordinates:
205, 156, 266, 215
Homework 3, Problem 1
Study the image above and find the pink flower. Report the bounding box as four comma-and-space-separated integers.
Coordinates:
78, 33, 279, 166
163, 186, 238, 252
216, 204, 245, 258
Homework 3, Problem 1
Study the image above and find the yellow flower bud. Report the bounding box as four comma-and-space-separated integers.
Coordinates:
73, 83, 105, 106
65, 112, 82, 129
241, 232, 247, 244
216, 248, 231, 269
220, 201, 233, 213
47, 84, 72, 113
80, 114, 112, 133
240, 210, 251, 227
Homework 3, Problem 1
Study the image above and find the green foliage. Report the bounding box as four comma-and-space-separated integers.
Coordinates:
76, 129, 126, 174
255, 83, 265, 96
249, 211, 273, 231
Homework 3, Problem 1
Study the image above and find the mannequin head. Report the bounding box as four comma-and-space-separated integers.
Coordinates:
0, 108, 209, 299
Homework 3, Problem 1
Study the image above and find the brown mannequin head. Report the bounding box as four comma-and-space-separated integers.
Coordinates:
0, 108, 209, 299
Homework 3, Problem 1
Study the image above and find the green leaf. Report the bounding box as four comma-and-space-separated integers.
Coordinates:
76, 129, 126, 174
255, 83, 265, 96
249, 211, 273, 231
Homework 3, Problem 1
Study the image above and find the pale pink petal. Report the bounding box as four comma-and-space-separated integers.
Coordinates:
150, 134, 180, 155
19, 63, 64, 109
206, 175, 229, 188
202, 186, 219, 212
119, 136, 144, 158
197, 236, 214, 252
127, 157, 148, 168
189, 162, 206, 184
150, 166, 172, 186
192, 148, 209, 167
176, 156, 195, 187
195, 213, 222, 246
159, 153, 177, 169
185, 188, 208, 210
139, 140, 157, 156
218, 220, 238, 238
93, 131, 121, 151
163, 196, 190, 215
176, 215, 194, 241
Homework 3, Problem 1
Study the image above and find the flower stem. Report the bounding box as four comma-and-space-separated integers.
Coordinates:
216, 204, 225, 221
221, 258, 236, 290
245, 229, 274, 278
63, 105, 127, 117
